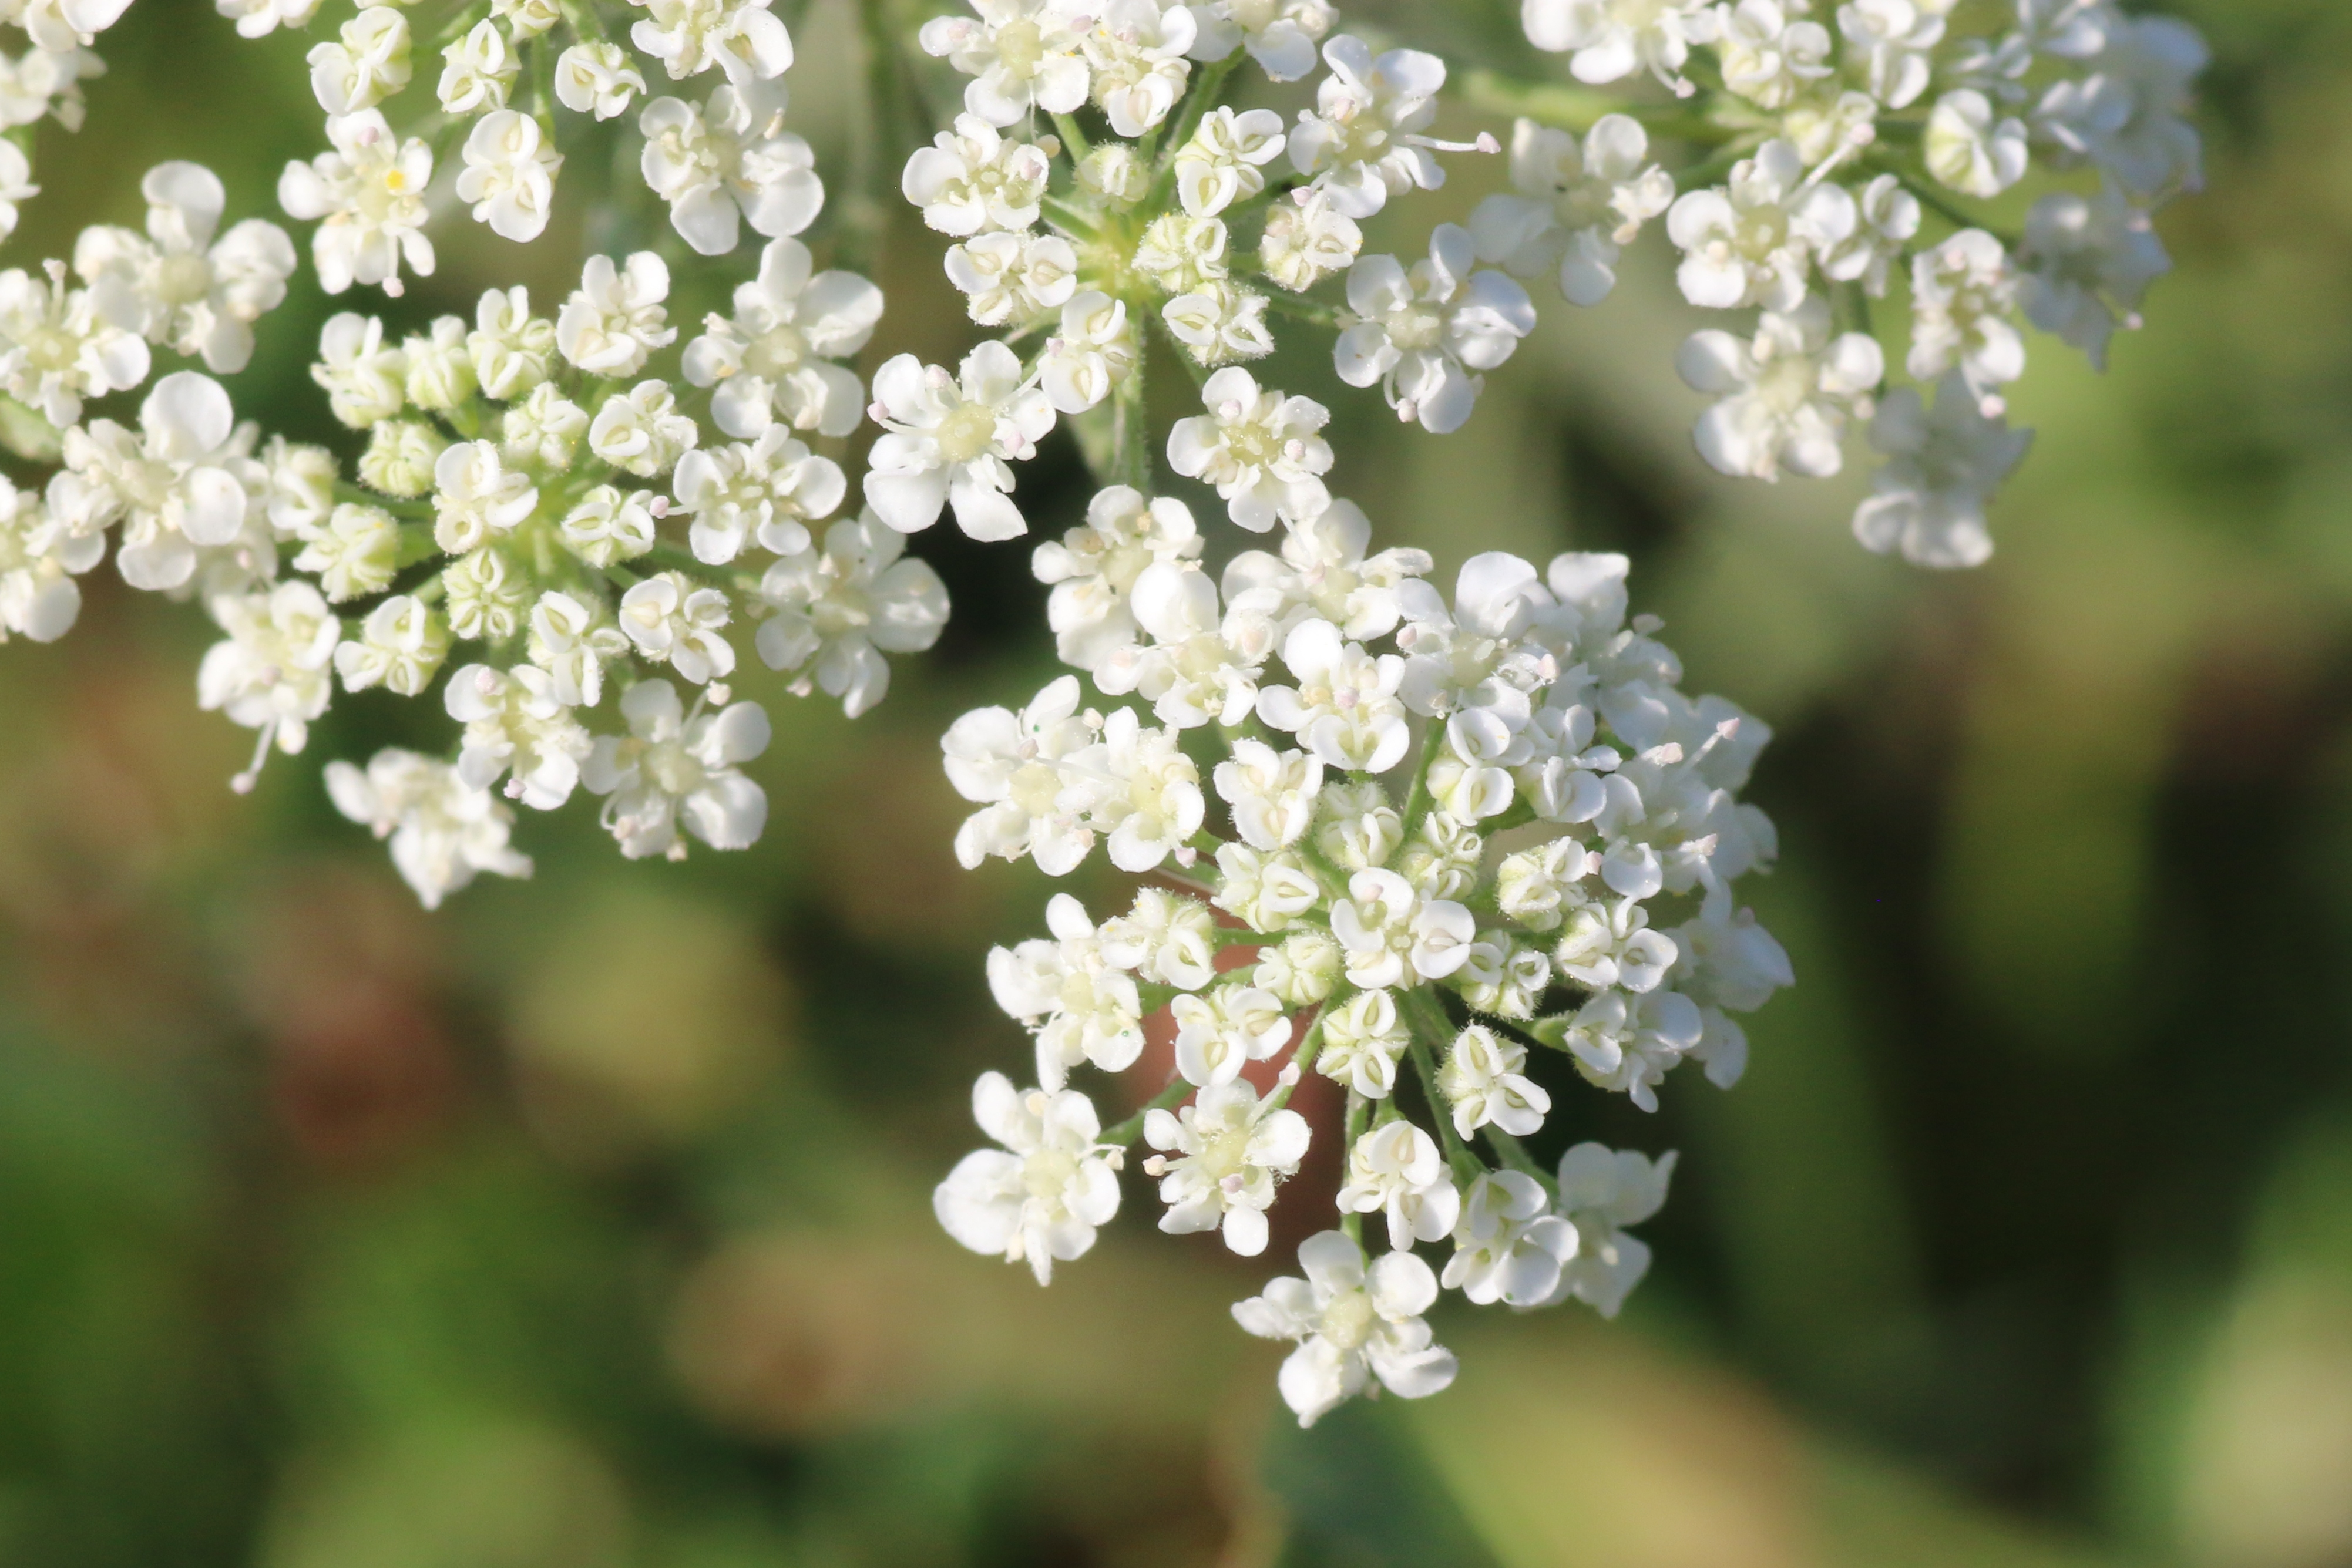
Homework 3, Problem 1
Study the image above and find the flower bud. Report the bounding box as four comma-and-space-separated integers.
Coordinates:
1077, 144, 1148, 208
295, 503, 402, 601
358, 420, 448, 498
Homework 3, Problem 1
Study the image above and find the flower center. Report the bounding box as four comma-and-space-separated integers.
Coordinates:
935, 401, 1000, 466
1385, 304, 1446, 352
995, 16, 1046, 75
154, 253, 213, 307
646, 738, 707, 798
744, 322, 808, 378
1319, 1288, 1376, 1350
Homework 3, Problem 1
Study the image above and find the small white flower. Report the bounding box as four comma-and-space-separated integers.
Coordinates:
1213, 843, 1322, 938
1715, 0, 1832, 109
1665, 138, 1853, 312
1083, 706, 1207, 872
326, 748, 531, 907
1338, 1119, 1459, 1249
583, 678, 771, 857
1852, 375, 2033, 570
1926, 88, 2028, 198
1076, 143, 1150, 207
1097, 885, 1219, 990
1553, 987, 1704, 1111
989, 893, 1144, 1089
469, 286, 557, 401
945, 229, 1078, 326
437, 19, 518, 113
1909, 228, 2024, 402
216, 0, 322, 39
1258, 186, 1363, 292
306, 5, 409, 115
1455, 933, 1552, 1021
936, 1072, 1120, 1285
1519, 0, 1718, 96
310, 312, 405, 427
1676, 297, 1884, 480
1175, 105, 1288, 217
1257, 927, 1344, 1008
553, 39, 646, 119
1312, 778, 1402, 872
2033, 14, 2206, 201
0, 141, 35, 243
556, 251, 676, 376
445, 661, 590, 809
48, 370, 245, 593
942, 674, 1101, 875
1814, 172, 1919, 297
1396, 810, 1487, 901
1215, 738, 1324, 850
683, 237, 883, 440
557, 486, 658, 568
1543, 1142, 1675, 1316
1191, 0, 1333, 82
1495, 835, 1598, 932
588, 379, 698, 476
199, 581, 339, 765
673, 425, 844, 564
332, 593, 448, 696
1287, 35, 1454, 220
1083, 0, 1194, 136
1167, 368, 1333, 531
1256, 617, 1410, 775
1443, 1170, 1577, 1306
1436, 1022, 1551, 1139
357, 420, 442, 498
1161, 281, 1274, 369
902, 113, 1051, 237
619, 570, 735, 685
863, 342, 1055, 541
278, 109, 435, 297
456, 110, 563, 243
0, 260, 151, 429
1145, 1079, 1310, 1255
1313, 988, 1410, 1098
640, 82, 822, 256
1221, 501, 1430, 641
441, 546, 532, 641
2016, 183, 2171, 371
1336, 223, 1534, 433
1837, 0, 1944, 109
526, 589, 629, 709
493, 0, 560, 40
431, 440, 536, 556
1332, 868, 1476, 990
1233, 1231, 1457, 1427
0, 476, 102, 642
1470, 115, 1673, 307
630, 0, 795, 85
755, 510, 949, 717
919, 0, 1091, 126
398, 316, 475, 411
1091, 561, 1268, 729
1031, 482, 1199, 669
74, 161, 295, 376
501, 385, 589, 470
293, 503, 399, 604
1038, 289, 1138, 415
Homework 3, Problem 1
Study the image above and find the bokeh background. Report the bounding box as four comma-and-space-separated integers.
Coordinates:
4, 0, 2350, 1562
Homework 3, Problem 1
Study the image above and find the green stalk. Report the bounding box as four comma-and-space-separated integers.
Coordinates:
1340, 1086, 1369, 1245
1098, 1077, 1195, 1148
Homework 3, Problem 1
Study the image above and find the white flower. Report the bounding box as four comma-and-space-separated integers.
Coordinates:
1552, 987, 1703, 1111
1138, 211, 1232, 296
1331, 868, 1476, 990
1221, 502, 1430, 641
1715, 0, 1831, 109
935, 1072, 1120, 1286
2016, 184, 2171, 371
1814, 171, 1918, 297
1909, 228, 2024, 402
919, 0, 1091, 126
1313, 988, 1410, 1098
1098, 885, 1219, 990
1084, 0, 1194, 136
1336, 223, 1534, 434
357, 420, 441, 498
1393, 549, 1553, 719
1031, 482, 1199, 669
332, 593, 448, 696
292, 503, 399, 604
1470, 115, 1672, 307
326, 748, 532, 908
1257, 927, 1344, 1008
1676, 297, 1884, 480
1783, 87, 1882, 167
0, 260, 149, 428
1076, 143, 1150, 207
1084, 706, 1207, 872
444, 662, 590, 809
398, 315, 475, 411
199, 581, 339, 766
437, 19, 518, 113
1161, 281, 1274, 369
1215, 738, 1324, 850
1837, 0, 1944, 109
1039, 289, 1138, 415
310, 312, 405, 427
583, 679, 771, 857
216, 0, 322, 39
1457, 934, 1552, 1021
441, 547, 532, 641
945, 229, 1078, 325
1665, 139, 1853, 312
1520, 0, 1717, 95
1212, 842, 1320, 933
456, 110, 563, 243
1259, 186, 1362, 292
0, 140, 35, 243
502, 385, 589, 470
1191, 0, 1333, 80
1091, 561, 1269, 729
1167, 368, 1333, 531
1313, 778, 1402, 872
48, 371, 245, 593
942, 674, 1101, 875
1287, 36, 1453, 220
619, 570, 735, 684
1397, 811, 1487, 902
73, 161, 295, 376
494, 0, 560, 40
0, 39, 101, 132
558, 486, 658, 568
683, 237, 883, 440
588, 379, 698, 477
1443, 1170, 1576, 1306
673, 425, 845, 564
1256, 617, 1409, 775
1233, 1231, 1457, 1427
1543, 1142, 1675, 1316
989, 893, 1145, 1088
0, 476, 101, 642
525, 589, 628, 709
254, 436, 337, 541
640, 83, 822, 256
278, 110, 434, 297
902, 113, 1051, 237
2033, 14, 2206, 201
1852, 375, 2033, 570
1175, 106, 1288, 217
1145, 1079, 1310, 1255
307, 5, 408, 114
1336, 1119, 1459, 1249
1926, 88, 2028, 198
755, 510, 949, 716
1496, 836, 1597, 931
554, 39, 646, 119
631, 0, 794, 85
557, 251, 675, 376
863, 342, 1054, 541
429, 440, 536, 555
1436, 1023, 1551, 1138
1553, 899, 1678, 992
468, 286, 557, 401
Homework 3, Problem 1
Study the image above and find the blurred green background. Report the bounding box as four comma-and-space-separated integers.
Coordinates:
5, 0, 2352, 1563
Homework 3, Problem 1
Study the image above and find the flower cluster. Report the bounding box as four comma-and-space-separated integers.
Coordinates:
0, 0, 130, 243
937, 456, 1787, 1424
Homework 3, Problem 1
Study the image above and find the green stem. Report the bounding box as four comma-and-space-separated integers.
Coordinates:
1051, 111, 1093, 164
1340, 1086, 1369, 1246
1406, 1032, 1483, 1185
1099, 1077, 1194, 1148
1397, 718, 1446, 839
1261, 290, 1340, 329
1111, 335, 1150, 490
